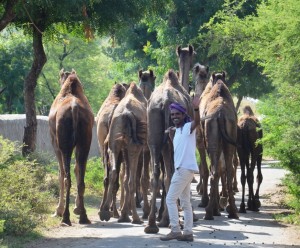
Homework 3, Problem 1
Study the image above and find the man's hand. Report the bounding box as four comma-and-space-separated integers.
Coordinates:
192, 94, 200, 110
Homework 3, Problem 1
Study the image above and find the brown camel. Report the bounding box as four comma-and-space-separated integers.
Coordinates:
119, 69, 155, 217
199, 71, 239, 220
138, 69, 156, 100
192, 63, 210, 207
237, 105, 263, 213
96, 82, 128, 219
99, 82, 147, 224
144, 69, 193, 234
135, 69, 156, 217
48, 69, 94, 226
177, 45, 195, 92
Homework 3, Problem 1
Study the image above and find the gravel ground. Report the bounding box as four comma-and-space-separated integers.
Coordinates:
26, 162, 300, 248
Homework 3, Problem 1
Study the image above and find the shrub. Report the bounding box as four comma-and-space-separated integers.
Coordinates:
84, 157, 104, 194
0, 136, 53, 236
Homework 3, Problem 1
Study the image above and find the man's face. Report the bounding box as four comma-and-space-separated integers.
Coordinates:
171, 109, 185, 127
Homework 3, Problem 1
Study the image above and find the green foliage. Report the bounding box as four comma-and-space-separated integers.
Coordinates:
84, 157, 104, 194
0, 31, 32, 113
0, 136, 54, 236
39, 36, 116, 115
283, 174, 300, 219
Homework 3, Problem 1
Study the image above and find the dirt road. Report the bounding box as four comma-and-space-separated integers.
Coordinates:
27, 163, 300, 248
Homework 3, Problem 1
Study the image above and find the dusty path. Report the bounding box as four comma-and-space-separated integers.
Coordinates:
27, 163, 300, 248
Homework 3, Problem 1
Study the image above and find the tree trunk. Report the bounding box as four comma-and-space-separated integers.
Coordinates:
235, 95, 243, 113
22, 26, 47, 156
0, 0, 18, 31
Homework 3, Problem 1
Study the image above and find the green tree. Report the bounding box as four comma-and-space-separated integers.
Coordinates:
0, 32, 32, 113
208, 0, 300, 211
0, 0, 167, 156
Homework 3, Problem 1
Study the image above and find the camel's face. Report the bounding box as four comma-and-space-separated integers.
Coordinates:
193, 63, 209, 95
59, 68, 76, 86
193, 64, 209, 81
138, 70, 156, 100
212, 71, 226, 86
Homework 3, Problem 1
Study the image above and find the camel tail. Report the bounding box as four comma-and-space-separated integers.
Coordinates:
218, 111, 236, 146
72, 103, 79, 146
125, 111, 141, 145
162, 98, 172, 145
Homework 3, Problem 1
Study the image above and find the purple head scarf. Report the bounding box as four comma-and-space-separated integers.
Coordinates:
169, 102, 191, 123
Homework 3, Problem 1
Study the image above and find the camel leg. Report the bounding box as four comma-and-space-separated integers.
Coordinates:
144, 145, 160, 234
232, 151, 239, 192
238, 152, 247, 213
52, 143, 65, 217
254, 154, 263, 209
128, 148, 143, 224
118, 150, 132, 223
219, 155, 228, 212
111, 163, 120, 218
99, 156, 109, 213
141, 149, 151, 219
157, 144, 173, 227
61, 154, 72, 226
54, 159, 65, 217
135, 154, 143, 208
99, 149, 121, 222
224, 145, 239, 219
204, 149, 220, 220
74, 146, 91, 224
197, 126, 209, 207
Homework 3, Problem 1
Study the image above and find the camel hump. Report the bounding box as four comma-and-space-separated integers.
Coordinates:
217, 111, 237, 146
68, 75, 84, 95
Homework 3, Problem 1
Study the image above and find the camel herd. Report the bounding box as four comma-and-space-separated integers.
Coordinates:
48, 46, 263, 233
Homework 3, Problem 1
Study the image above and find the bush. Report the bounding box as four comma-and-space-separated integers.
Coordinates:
0, 136, 53, 236
84, 157, 104, 194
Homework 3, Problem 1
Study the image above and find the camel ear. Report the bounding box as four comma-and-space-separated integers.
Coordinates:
71, 69, 77, 74
139, 70, 143, 78
188, 45, 194, 55
149, 69, 154, 77
59, 68, 64, 77
176, 45, 182, 56
194, 64, 200, 73
222, 71, 226, 79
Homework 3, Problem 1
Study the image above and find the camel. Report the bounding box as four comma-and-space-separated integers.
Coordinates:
192, 63, 210, 207
134, 69, 156, 217
138, 69, 156, 100
199, 71, 239, 220
144, 69, 193, 234
99, 82, 148, 224
237, 105, 263, 213
48, 69, 94, 226
96, 82, 128, 219
119, 69, 155, 217
176, 45, 195, 92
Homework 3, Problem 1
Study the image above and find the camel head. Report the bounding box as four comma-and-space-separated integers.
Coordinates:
138, 69, 156, 100
59, 68, 77, 86
192, 63, 209, 95
212, 71, 226, 86
176, 45, 195, 91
